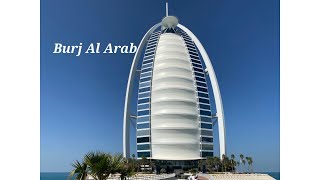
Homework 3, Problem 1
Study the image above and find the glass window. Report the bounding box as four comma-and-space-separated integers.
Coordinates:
148, 41, 157, 46
196, 76, 206, 82
191, 56, 200, 61
202, 151, 213, 157
194, 72, 204, 77
200, 116, 212, 123
143, 59, 153, 64
200, 110, 212, 116
201, 130, 213, 136
185, 38, 193, 43
189, 49, 197, 54
138, 98, 150, 104
185, 37, 192, 42
186, 44, 195, 49
202, 144, 213, 151
137, 144, 150, 150
197, 86, 207, 92
190, 53, 199, 58
200, 104, 210, 110
189, 51, 198, 56
137, 123, 150, 129
184, 39, 194, 46
145, 49, 154, 55
139, 81, 151, 88
145, 47, 155, 53
138, 92, 150, 99
146, 45, 155, 50
196, 81, 207, 88
137, 130, 150, 137
139, 87, 150, 93
199, 98, 209, 104
141, 68, 152, 73
185, 41, 193, 46
147, 41, 157, 46
198, 92, 209, 98
137, 110, 150, 117
192, 59, 201, 64
138, 103, 149, 110
143, 56, 153, 61
138, 151, 150, 158
201, 123, 213, 129
192, 63, 202, 69
148, 38, 158, 43
140, 77, 151, 83
193, 67, 203, 73
187, 45, 195, 50
148, 39, 157, 43
140, 72, 152, 79
145, 47, 153, 52
137, 137, 150, 143
142, 63, 153, 70
137, 116, 149, 123
202, 137, 213, 143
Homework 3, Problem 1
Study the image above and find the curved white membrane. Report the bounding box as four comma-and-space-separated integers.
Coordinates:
151, 33, 200, 160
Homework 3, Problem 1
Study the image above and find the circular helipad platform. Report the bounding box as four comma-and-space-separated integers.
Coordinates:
162, 16, 179, 28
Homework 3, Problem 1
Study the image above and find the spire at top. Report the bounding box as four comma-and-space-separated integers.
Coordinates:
166, 0, 169, 17
161, 0, 178, 30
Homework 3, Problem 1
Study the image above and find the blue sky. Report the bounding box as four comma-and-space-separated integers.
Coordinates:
41, 0, 279, 172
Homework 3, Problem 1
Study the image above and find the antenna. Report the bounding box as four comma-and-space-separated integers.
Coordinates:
166, 0, 169, 17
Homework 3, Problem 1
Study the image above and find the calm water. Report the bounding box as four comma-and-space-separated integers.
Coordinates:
265, 172, 280, 180
40, 172, 280, 180
40, 173, 69, 180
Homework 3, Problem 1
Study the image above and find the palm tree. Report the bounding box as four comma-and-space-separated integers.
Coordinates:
110, 153, 125, 175
205, 156, 214, 172
240, 154, 244, 173
206, 156, 221, 172
241, 159, 246, 173
213, 156, 222, 172
245, 157, 250, 172
247, 157, 253, 173
221, 154, 226, 172
140, 155, 148, 172
69, 151, 138, 180
198, 159, 206, 172
68, 160, 88, 180
230, 154, 235, 172
236, 161, 240, 173
84, 151, 112, 180
119, 162, 135, 180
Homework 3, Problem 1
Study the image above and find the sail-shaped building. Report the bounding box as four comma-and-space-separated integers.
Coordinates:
123, 3, 226, 162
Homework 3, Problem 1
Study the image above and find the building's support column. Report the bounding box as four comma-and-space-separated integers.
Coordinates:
177, 24, 227, 159
123, 23, 161, 158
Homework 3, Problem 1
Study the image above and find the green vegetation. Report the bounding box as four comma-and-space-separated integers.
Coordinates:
246, 156, 254, 173
204, 154, 254, 173
160, 168, 166, 174
69, 151, 134, 180
69, 151, 254, 179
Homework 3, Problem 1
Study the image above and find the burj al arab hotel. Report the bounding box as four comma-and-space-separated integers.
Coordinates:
123, 2, 226, 162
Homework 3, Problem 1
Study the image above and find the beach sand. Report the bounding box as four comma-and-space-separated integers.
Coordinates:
207, 173, 276, 180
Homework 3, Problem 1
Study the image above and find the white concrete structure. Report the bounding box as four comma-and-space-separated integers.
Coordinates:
151, 33, 200, 160
123, 6, 226, 160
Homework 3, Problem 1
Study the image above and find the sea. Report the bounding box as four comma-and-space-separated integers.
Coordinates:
40, 172, 280, 180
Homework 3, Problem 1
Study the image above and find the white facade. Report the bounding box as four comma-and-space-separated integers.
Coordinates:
151, 33, 201, 160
